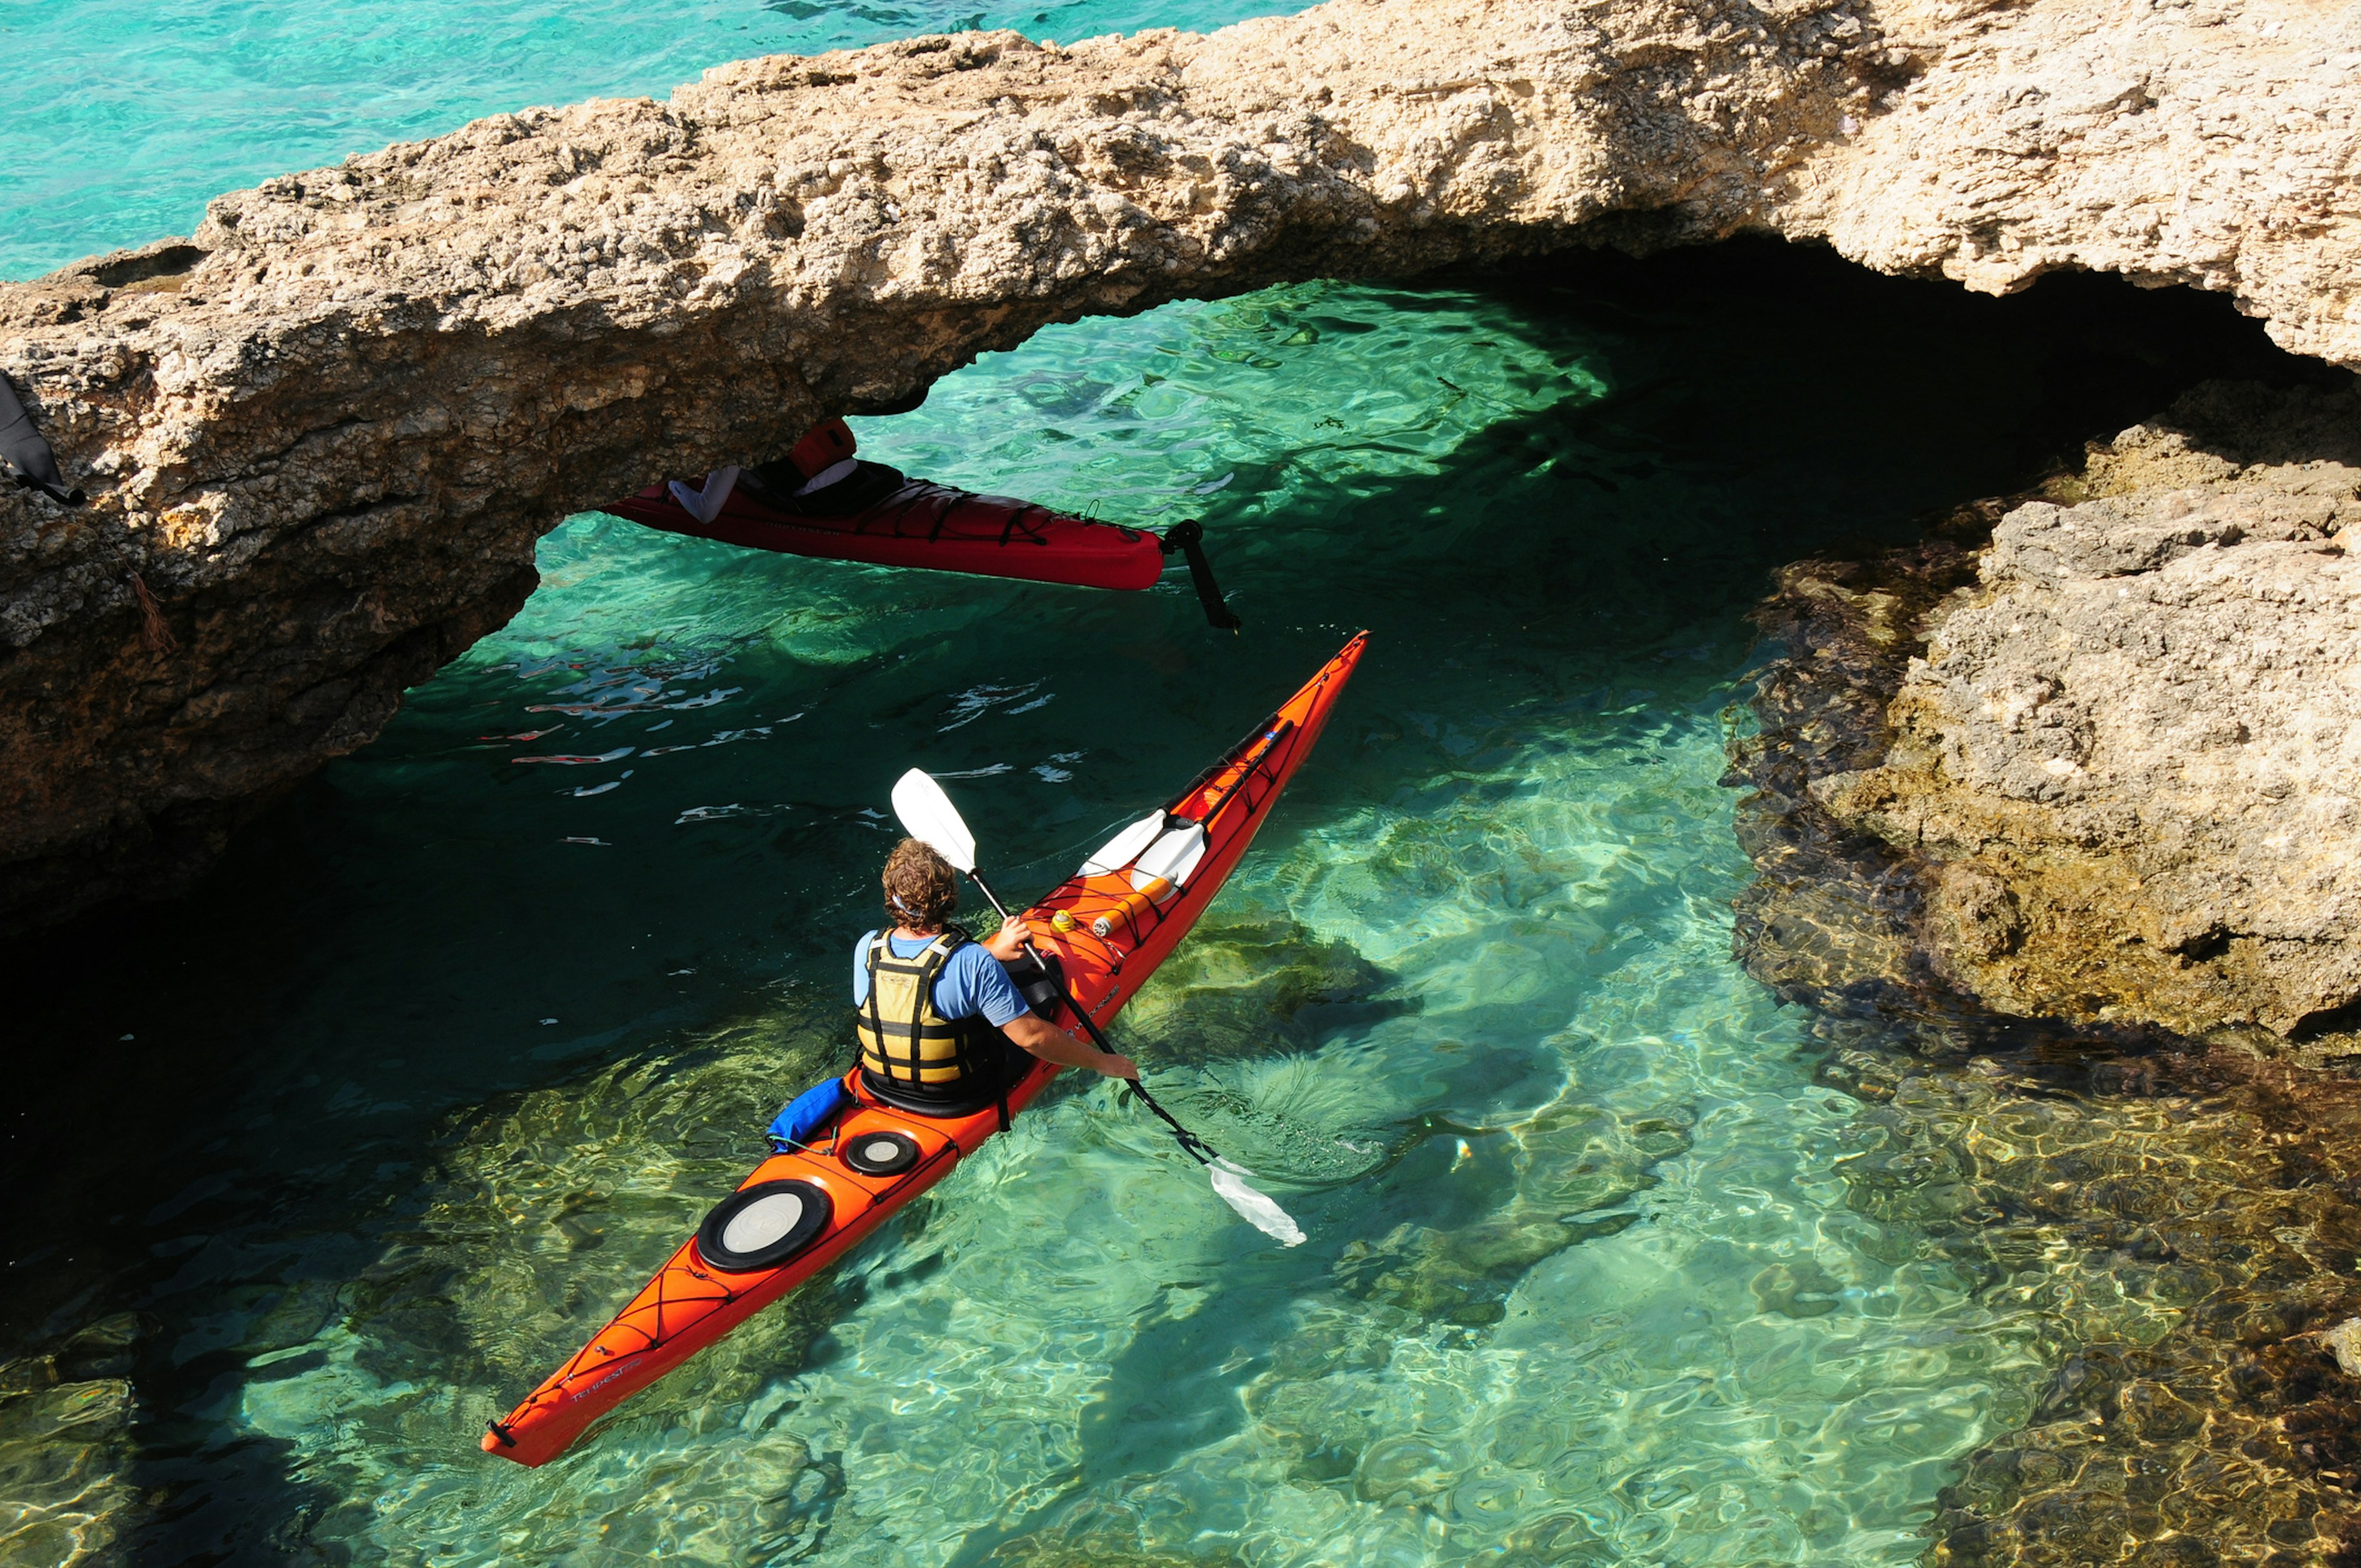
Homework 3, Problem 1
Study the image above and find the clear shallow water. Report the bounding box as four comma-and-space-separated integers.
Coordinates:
1, 246, 2246, 1566
1, 0, 1289, 280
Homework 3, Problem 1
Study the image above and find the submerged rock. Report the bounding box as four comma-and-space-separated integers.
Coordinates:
984, 1519, 1246, 1568
1816, 1042, 2361, 1568
405, 990, 859, 1402
1116, 909, 1399, 1067
0, 1322, 148, 1567
162, 989, 868, 1558
2324, 1319, 2361, 1381
1330, 1090, 1683, 1328
6, 0, 2361, 926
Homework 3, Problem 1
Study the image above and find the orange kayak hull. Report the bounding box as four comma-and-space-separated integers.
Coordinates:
483, 634, 1369, 1467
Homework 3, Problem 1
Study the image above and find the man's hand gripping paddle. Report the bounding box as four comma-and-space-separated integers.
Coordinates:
890, 768, 1307, 1247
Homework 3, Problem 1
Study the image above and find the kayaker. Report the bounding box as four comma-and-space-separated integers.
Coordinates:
671, 416, 905, 524
855, 838, 1136, 1114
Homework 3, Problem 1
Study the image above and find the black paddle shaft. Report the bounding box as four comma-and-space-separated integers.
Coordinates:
965, 869, 1222, 1167
1158, 519, 1241, 631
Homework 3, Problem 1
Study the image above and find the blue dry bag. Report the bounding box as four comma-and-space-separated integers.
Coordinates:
766, 1078, 852, 1151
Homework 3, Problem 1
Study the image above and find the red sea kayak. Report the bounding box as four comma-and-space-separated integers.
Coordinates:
482, 634, 1367, 1467
605, 476, 1166, 591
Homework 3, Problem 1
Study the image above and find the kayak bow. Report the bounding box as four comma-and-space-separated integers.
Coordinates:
481, 634, 1367, 1467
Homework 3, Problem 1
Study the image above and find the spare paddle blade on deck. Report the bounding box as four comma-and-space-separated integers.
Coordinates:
1082, 813, 1166, 876
1207, 1158, 1306, 1247
892, 768, 978, 873
1133, 822, 1208, 890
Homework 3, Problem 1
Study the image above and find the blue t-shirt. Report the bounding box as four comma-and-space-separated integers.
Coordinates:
852, 931, 1029, 1028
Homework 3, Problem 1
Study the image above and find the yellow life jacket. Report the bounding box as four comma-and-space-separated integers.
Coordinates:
855, 930, 996, 1090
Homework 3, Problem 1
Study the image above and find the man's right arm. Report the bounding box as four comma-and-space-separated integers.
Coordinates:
958, 944, 1135, 1078
1003, 1012, 1137, 1079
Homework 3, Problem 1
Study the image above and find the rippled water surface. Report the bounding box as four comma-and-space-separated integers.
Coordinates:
7, 238, 2240, 1565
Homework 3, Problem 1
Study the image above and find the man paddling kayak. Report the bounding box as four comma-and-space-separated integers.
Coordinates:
484, 638, 1362, 1467
856, 838, 1136, 1119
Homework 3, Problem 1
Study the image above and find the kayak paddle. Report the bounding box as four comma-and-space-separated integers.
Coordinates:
889, 767, 1307, 1247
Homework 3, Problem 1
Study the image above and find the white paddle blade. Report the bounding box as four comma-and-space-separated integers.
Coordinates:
891, 768, 978, 872
1132, 824, 1208, 891
1208, 1158, 1306, 1247
1081, 813, 1166, 877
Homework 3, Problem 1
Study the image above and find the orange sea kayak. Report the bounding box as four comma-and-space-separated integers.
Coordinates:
482, 634, 1368, 1467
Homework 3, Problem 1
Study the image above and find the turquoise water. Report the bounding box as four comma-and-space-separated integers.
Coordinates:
2, 242, 2226, 1564
1, 0, 1286, 281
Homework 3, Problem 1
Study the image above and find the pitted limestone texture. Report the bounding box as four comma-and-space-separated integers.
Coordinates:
1813, 382, 2361, 1042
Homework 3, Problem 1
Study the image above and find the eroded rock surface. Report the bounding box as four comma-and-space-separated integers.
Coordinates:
2, 0, 2358, 923
1808, 382, 2361, 1042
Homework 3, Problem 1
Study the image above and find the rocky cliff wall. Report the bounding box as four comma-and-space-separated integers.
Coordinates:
1738, 377, 2361, 1049
1819, 382, 2361, 1042
2, 0, 2357, 926
1730, 383, 2361, 1568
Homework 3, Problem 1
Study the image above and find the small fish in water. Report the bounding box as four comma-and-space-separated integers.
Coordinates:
1450, 1138, 1474, 1171
484, 727, 563, 741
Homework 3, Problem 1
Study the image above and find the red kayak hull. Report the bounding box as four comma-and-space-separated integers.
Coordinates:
603, 479, 1167, 591
482, 634, 1369, 1467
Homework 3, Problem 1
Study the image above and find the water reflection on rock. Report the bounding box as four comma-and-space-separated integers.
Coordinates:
0, 1319, 143, 1567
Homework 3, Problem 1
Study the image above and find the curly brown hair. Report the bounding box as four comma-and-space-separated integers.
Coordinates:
882, 838, 960, 930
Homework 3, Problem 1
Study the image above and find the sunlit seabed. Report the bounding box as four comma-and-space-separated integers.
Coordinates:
2, 0, 2324, 1548
4, 259, 2210, 1566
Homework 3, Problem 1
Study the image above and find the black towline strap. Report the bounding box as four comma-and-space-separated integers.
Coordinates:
1171, 706, 1287, 816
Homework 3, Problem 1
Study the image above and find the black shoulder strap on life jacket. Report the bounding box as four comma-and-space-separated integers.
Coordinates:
927, 931, 1005, 1130
860, 931, 890, 1073
909, 932, 948, 1079
931, 929, 1011, 1132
